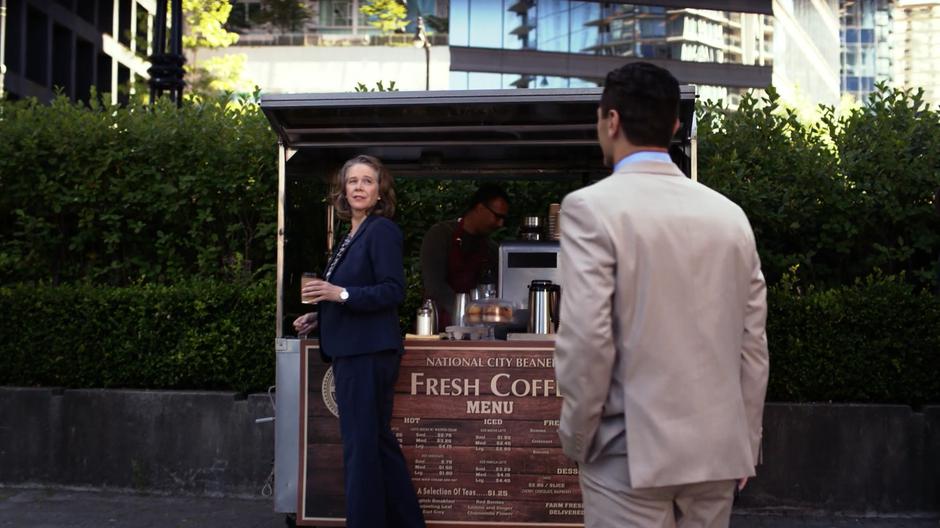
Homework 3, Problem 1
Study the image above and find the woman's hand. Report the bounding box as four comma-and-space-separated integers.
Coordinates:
293, 312, 319, 337
300, 278, 346, 304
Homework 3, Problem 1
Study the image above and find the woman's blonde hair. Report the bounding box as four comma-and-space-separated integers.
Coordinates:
331, 155, 396, 220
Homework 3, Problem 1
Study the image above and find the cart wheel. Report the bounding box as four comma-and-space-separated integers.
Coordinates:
284, 513, 296, 528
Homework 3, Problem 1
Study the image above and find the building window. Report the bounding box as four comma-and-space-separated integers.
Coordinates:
638, 18, 665, 38
321, 0, 354, 28
636, 6, 666, 15
229, 1, 263, 29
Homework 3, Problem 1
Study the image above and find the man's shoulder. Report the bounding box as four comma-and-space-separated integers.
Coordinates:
421, 219, 457, 251
425, 219, 457, 237
684, 180, 749, 219
434, 218, 458, 229
561, 184, 596, 206
561, 177, 625, 210
562, 168, 748, 221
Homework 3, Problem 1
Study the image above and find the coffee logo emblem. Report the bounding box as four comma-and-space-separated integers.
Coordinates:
321, 366, 339, 418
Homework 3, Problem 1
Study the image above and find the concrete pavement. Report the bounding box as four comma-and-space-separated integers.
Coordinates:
1, 486, 937, 528
0, 487, 279, 528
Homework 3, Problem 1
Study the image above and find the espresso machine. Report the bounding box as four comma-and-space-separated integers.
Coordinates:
498, 240, 560, 308
498, 240, 561, 335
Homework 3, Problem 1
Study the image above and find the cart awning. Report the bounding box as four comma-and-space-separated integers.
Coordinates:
260, 87, 695, 180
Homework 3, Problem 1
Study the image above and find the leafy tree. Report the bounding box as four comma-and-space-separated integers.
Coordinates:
360, 0, 408, 34
181, 0, 249, 96
182, 0, 240, 50
195, 54, 252, 94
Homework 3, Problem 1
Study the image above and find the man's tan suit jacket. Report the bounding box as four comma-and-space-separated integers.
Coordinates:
554, 160, 770, 489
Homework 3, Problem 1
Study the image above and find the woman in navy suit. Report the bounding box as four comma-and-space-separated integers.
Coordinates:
293, 155, 425, 528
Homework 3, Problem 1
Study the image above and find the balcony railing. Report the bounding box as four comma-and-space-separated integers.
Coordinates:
231, 31, 448, 47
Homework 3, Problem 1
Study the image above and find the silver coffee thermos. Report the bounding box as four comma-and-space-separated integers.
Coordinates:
527, 279, 560, 334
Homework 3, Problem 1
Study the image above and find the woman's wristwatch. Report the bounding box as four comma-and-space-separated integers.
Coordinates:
339, 288, 349, 302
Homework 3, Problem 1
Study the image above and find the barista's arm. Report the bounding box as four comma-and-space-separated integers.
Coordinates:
420, 222, 457, 316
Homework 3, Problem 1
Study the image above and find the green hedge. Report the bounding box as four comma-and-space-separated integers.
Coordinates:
2, 86, 938, 290
0, 96, 277, 285
767, 274, 940, 405
2, 86, 938, 401
698, 86, 940, 288
1, 276, 937, 404
0, 280, 274, 393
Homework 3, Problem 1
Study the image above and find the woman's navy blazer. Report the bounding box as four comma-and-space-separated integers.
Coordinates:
318, 215, 406, 359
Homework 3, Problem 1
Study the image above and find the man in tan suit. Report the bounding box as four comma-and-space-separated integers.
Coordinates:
554, 62, 769, 528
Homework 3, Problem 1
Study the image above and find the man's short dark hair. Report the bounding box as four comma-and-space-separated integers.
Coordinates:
466, 184, 509, 213
600, 62, 680, 149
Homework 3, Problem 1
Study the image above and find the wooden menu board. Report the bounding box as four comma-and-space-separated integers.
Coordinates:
298, 340, 584, 527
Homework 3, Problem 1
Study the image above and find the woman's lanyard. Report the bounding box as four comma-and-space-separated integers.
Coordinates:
324, 217, 369, 282
324, 232, 354, 282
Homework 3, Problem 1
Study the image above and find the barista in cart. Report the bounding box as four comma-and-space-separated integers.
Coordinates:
420, 184, 510, 327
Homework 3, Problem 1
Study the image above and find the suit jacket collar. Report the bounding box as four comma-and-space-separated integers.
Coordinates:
328, 215, 377, 277
347, 214, 377, 244
611, 160, 685, 179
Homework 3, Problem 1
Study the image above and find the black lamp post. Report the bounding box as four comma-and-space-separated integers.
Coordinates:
148, 0, 186, 106
412, 16, 430, 90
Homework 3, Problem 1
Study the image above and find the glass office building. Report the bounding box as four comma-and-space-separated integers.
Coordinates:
769, 0, 841, 107
840, 0, 894, 102
2, 0, 154, 103
448, 1, 774, 105
227, 0, 449, 45
893, 0, 940, 106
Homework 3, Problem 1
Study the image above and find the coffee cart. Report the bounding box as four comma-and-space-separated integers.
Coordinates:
261, 87, 697, 526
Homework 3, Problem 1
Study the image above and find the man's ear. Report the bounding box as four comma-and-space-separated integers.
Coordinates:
607, 109, 621, 139
672, 118, 681, 136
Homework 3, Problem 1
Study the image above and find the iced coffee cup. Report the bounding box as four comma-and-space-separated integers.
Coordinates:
301, 272, 318, 304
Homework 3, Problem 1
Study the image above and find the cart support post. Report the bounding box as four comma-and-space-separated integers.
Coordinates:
276, 142, 287, 338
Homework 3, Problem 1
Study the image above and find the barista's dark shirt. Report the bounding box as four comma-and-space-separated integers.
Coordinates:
420, 219, 498, 325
